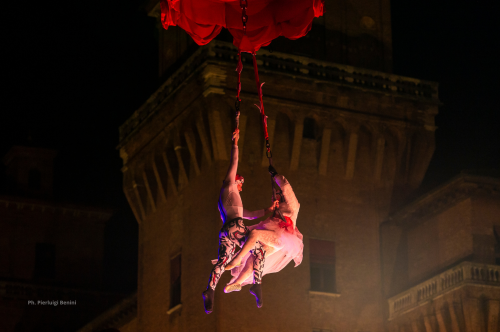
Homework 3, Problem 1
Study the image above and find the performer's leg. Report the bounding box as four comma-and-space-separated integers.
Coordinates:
225, 245, 277, 293
249, 241, 266, 308
203, 218, 248, 314
203, 233, 235, 314
226, 229, 280, 270
207, 218, 248, 289
252, 242, 266, 284
224, 256, 253, 293
207, 236, 235, 290
226, 217, 249, 247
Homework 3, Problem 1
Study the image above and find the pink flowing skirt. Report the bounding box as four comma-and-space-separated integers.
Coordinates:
229, 218, 303, 286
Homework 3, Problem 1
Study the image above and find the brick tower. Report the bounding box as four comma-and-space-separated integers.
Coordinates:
117, 0, 439, 330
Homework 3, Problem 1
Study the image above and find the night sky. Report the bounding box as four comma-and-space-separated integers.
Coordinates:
2, 0, 499, 292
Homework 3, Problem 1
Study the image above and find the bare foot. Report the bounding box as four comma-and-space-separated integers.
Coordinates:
224, 283, 242, 293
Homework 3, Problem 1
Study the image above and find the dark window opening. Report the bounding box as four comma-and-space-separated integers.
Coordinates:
303, 118, 317, 139
170, 254, 181, 308
28, 169, 42, 190
310, 239, 336, 293
34, 243, 55, 279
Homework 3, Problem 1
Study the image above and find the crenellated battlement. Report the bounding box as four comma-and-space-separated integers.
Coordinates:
118, 42, 438, 223
119, 41, 438, 144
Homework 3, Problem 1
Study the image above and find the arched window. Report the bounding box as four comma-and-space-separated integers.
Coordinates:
303, 117, 316, 139
28, 168, 42, 190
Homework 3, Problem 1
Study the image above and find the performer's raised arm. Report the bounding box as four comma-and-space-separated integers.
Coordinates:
223, 129, 240, 185
269, 165, 300, 228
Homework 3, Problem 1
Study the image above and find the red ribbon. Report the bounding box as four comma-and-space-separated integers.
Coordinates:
279, 216, 294, 234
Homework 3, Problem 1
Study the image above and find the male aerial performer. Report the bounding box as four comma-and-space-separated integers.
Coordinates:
202, 128, 276, 314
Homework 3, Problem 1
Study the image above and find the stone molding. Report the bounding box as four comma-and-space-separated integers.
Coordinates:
76, 291, 137, 332
388, 261, 500, 320
0, 196, 113, 221
387, 173, 500, 227
118, 41, 439, 145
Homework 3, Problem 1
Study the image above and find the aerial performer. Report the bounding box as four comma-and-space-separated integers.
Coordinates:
224, 165, 303, 303
202, 128, 277, 314
160, 0, 323, 314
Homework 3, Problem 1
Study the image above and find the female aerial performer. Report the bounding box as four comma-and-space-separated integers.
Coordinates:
224, 165, 303, 304
202, 128, 276, 314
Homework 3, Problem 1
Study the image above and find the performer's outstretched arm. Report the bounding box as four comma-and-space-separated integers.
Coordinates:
243, 202, 277, 220
223, 129, 240, 185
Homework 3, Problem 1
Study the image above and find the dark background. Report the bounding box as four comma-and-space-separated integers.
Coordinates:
2, 0, 499, 292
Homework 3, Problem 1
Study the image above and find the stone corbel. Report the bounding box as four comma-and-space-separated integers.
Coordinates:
172, 132, 190, 189
318, 127, 332, 176
373, 125, 387, 183
150, 152, 168, 203
290, 115, 305, 170
142, 167, 157, 213
448, 301, 462, 332
195, 117, 213, 165
184, 130, 201, 176
122, 168, 143, 224
344, 123, 360, 180
202, 65, 227, 97
409, 319, 421, 332
207, 110, 228, 161
423, 315, 436, 332
435, 309, 448, 332
462, 297, 485, 332
161, 148, 179, 197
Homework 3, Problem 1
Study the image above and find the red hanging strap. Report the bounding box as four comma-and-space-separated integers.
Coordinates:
233, 0, 247, 130
236, 1, 283, 222
251, 52, 285, 221
234, 52, 243, 129
251, 53, 272, 161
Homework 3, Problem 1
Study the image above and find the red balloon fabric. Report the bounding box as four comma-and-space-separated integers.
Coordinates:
160, 0, 324, 53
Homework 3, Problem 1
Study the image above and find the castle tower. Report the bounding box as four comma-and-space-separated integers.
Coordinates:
118, 1, 439, 330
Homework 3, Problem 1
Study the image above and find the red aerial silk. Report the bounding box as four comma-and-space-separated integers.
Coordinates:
160, 0, 324, 53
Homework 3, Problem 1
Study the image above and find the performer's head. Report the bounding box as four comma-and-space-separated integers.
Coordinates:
235, 174, 244, 192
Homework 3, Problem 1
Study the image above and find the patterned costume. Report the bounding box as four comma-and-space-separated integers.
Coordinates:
229, 175, 303, 287
206, 144, 266, 291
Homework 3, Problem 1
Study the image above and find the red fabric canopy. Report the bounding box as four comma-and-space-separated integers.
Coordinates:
160, 0, 324, 53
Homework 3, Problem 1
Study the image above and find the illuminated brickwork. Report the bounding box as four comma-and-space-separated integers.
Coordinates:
118, 34, 438, 331
382, 174, 500, 332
